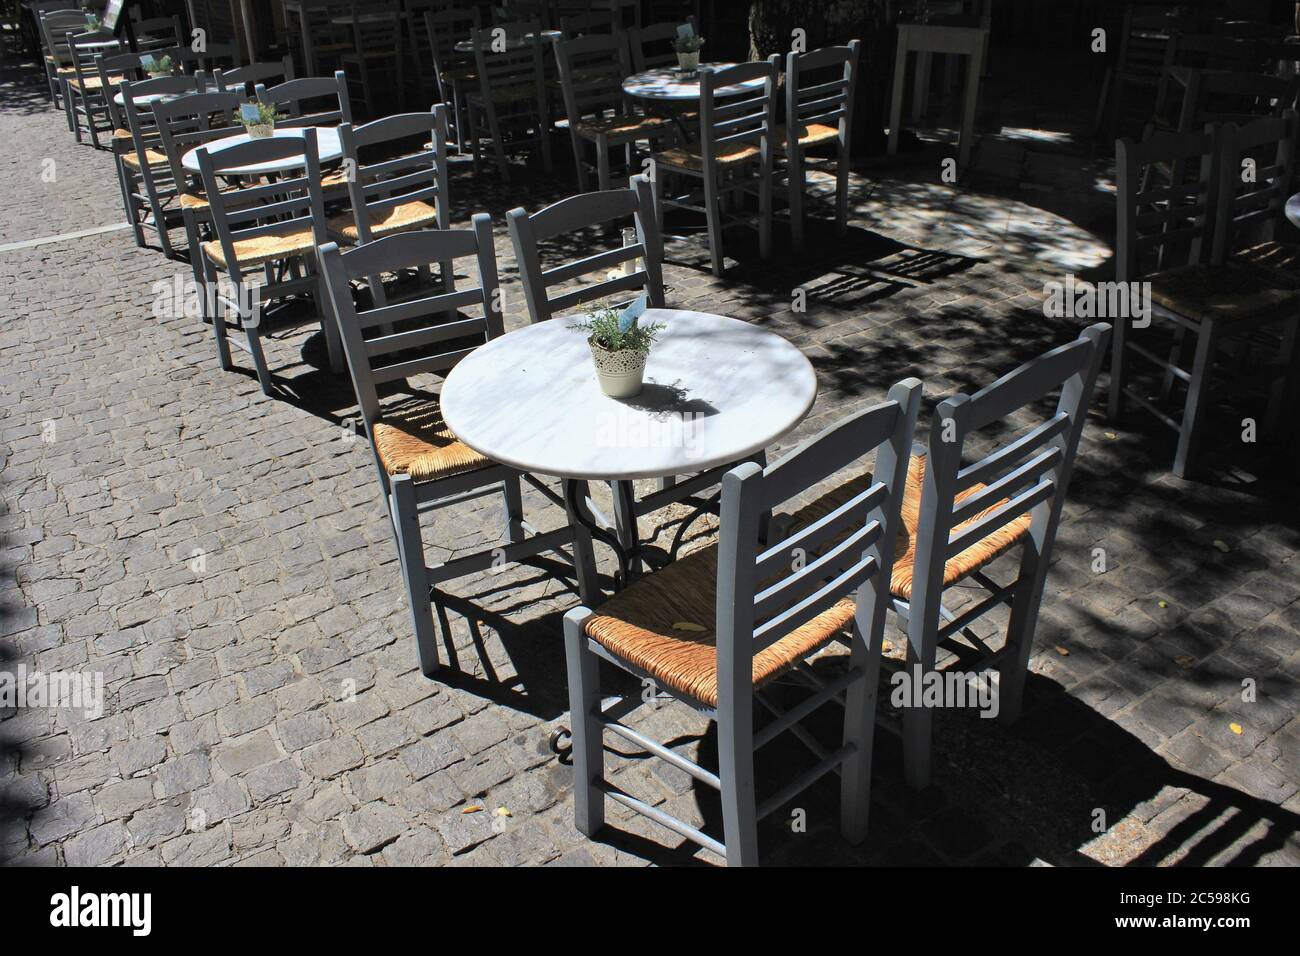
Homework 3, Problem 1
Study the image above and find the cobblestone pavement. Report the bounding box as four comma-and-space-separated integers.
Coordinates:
1, 52, 1298, 868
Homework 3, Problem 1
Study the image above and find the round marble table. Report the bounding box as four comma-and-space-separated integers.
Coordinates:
440, 308, 817, 482
181, 126, 344, 175
1287, 192, 1300, 230
622, 64, 764, 101
113, 89, 177, 107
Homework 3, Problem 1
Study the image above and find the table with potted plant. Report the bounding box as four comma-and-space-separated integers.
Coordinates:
438, 302, 817, 600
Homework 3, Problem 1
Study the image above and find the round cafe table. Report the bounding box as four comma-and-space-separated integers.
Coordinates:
1286, 192, 1300, 230
621, 64, 765, 102
439, 308, 817, 599
180, 126, 344, 176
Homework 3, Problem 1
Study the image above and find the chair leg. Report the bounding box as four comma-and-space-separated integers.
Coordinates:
840, 616, 884, 844
240, 291, 276, 396
835, 145, 850, 236
484, 102, 510, 179
887, 42, 908, 155
788, 148, 804, 252
998, 524, 1051, 724
595, 135, 611, 192
563, 609, 605, 835
467, 102, 482, 172
203, 257, 233, 371
502, 474, 525, 543
902, 590, 939, 790
570, 132, 590, 192
117, 159, 146, 248
1107, 315, 1129, 420
391, 473, 440, 676
758, 163, 773, 262
1265, 318, 1300, 438
717, 685, 758, 866
703, 170, 725, 276
1173, 318, 1219, 479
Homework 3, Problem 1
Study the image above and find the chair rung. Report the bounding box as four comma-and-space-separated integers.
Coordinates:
755, 743, 854, 822
425, 526, 573, 584
1126, 340, 1190, 381
596, 779, 726, 858
1121, 386, 1183, 432
753, 665, 862, 750
601, 716, 721, 790
935, 580, 1018, 641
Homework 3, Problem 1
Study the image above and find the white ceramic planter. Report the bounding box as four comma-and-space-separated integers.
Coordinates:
247, 122, 275, 139
676, 51, 700, 72
590, 340, 648, 398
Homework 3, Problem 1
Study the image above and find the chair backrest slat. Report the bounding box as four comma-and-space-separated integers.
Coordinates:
256, 71, 351, 127
214, 56, 295, 96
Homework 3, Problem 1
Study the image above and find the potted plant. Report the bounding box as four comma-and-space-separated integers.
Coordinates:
569, 296, 664, 399
142, 54, 172, 77
239, 101, 280, 139
674, 33, 704, 73
84, 12, 100, 31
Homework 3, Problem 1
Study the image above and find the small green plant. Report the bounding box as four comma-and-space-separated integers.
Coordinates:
145, 54, 172, 75
569, 301, 663, 353
238, 100, 281, 128
673, 34, 704, 53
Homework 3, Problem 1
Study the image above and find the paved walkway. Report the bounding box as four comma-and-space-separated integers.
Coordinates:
1, 54, 1297, 867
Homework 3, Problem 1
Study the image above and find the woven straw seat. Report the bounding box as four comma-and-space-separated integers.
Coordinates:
654, 141, 760, 172
65, 73, 121, 91
372, 399, 489, 482
112, 127, 131, 140
1233, 240, 1300, 289
582, 545, 855, 708
179, 191, 210, 210
574, 113, 671, 141
468, 82, 538, 105
121, 145, 170, 170
441, 64, 476, 83
327, 200, 439, 242
321, 167, 350, 189
774, 121, 839, 150
788, 454, 1033, 601
201, 228, 317, 269
1148, 263, 1298, 323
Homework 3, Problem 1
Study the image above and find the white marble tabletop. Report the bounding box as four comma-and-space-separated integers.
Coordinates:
622, 64, 763, 101
1287, 192, 1300, 230
440, 309, 817, 481
181, 126, 343, 175
113, 89, 177, 106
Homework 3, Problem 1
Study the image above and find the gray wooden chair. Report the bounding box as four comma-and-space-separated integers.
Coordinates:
152, 90, 245, 294
213, 56, 295, 96
1110, 127, 1300, 476
1210, 111, 1300, 437
38, 8, 89, 115
627, 18, 697, 72
339, 0, 404, 117
892, 325, 1109, 788
148, 41, 240, 74
124, 11, 183, 53
465, 20, 552, 179
255, 71, 352, 128
64, 28, 123, 146
553, 32, 674, 192
115, 75, 209, 257
96, 50, 145, 132
779, 41, 859, 251
327, 105, 451, 307
194, 129, 338, 394
563, 379, 922, 865
317, 224, 577, 675
651, 57, 779, 276
423, 5, 481, 154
